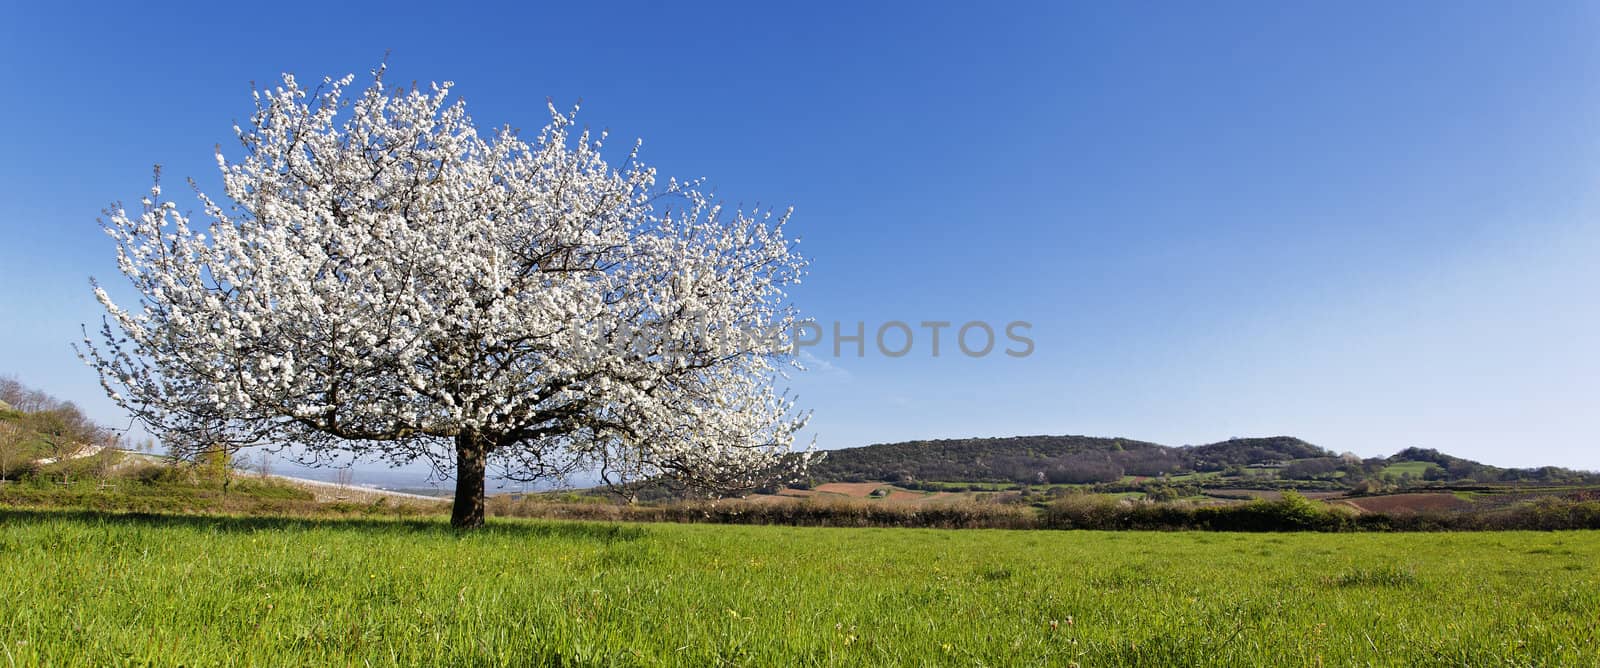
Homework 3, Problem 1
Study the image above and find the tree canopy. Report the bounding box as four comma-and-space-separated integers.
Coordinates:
81, 66, 812, 527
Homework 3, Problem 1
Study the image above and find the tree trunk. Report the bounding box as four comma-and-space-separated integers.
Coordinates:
452, 432, 488, 529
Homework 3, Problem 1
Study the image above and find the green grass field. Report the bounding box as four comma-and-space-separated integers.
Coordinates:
1380, 461, 1442, 478
1, 510, 1597, 666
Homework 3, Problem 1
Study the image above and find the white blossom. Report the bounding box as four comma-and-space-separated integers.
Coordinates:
78, 65, 813, 527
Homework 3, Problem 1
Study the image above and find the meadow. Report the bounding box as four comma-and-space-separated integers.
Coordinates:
1, 509, 1596, 666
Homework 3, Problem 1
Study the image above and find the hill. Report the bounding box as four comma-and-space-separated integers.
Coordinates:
798, 434, 1599, 492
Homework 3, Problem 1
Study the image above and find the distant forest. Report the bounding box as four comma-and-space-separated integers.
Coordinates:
797, 435, 1599, 491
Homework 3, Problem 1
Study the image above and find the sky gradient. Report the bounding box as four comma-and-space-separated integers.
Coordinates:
2, 1, 1598, 477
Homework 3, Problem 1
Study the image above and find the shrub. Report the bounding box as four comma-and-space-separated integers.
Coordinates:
1041, 494, 1126, 530
1043, 491, 1358, 532
1197, 493, 1354, 532
124, 462, 181, 485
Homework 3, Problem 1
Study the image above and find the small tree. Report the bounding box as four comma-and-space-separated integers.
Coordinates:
253, 450, 273, 479
81, 66, 811, 528
197, 444, 232, 492
90, 434, 122, 482
0, 419, 25, 481
1144, 485, 1179, 503
26, 405, 105, 484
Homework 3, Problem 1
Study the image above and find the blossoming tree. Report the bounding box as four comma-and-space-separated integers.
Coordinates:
80, 67, 811, 527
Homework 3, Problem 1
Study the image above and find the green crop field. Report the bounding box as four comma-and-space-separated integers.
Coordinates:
1379, 461, 1442, 478
1, 510, 1597, 666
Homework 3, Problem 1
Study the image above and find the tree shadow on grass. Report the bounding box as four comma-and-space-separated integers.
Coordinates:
0, 507, 646, 543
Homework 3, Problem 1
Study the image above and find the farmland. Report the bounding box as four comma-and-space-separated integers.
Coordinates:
2, 509, 1597, 666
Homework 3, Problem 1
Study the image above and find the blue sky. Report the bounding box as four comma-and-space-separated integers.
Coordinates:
2, 1, 1599, 475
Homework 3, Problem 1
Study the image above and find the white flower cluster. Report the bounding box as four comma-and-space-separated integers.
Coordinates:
80, 66, 812, 494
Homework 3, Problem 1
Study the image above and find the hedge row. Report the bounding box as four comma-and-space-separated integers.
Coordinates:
489, 492, 1600, 532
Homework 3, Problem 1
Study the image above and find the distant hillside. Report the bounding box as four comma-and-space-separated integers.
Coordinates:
806, 435, 1328, 484
799, 434, 1598, 492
